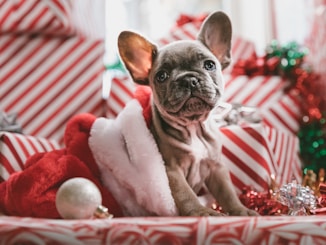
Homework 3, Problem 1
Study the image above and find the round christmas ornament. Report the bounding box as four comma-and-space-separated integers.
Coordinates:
56, 177, 110, 219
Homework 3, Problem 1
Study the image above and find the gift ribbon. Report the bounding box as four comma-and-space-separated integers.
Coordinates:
231, 55, 280, 76
276, 180, 317, 216
175, 13, 208, 27
213, 102, 261, 125
0, 111, 22, 133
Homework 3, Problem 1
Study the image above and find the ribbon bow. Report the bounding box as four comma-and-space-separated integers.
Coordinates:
175, 13, 208, 27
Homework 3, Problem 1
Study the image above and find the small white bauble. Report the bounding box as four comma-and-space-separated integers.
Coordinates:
55, 177, 102, 219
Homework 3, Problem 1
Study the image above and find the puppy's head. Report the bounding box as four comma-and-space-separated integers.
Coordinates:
118, 11, 232, 124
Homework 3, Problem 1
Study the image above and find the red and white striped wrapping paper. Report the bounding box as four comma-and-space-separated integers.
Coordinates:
1, 216, 326, 244
0, 0, 75, 36
220, 123, 301, 194
223, 74, 302, 134
0, 132, 60, 182
264, 125, 302, 186
106, 75, 136, 119
0, 34, 106, 144
221, 124, 275, 193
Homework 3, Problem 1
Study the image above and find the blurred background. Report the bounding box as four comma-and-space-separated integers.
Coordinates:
104, 0, 314, 64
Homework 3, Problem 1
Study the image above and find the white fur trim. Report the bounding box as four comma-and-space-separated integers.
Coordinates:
89, 100, 178, 216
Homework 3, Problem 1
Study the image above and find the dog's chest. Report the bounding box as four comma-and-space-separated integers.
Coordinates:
181, 124, 220, 192
154, 116, 222, 193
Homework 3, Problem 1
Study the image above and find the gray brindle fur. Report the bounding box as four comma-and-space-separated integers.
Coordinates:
118, 11, 258, 216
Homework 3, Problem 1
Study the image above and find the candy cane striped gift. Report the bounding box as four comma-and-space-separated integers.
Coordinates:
0, 0, 75, 36
264, 125, 302, 186
220, 124, 277, 193
106, 75, 136, 118
1, 216, 326, 243
220, 123, 302, 194
0, 34, 106, 145
223, 74, 301, 134
0, 132, 60, 182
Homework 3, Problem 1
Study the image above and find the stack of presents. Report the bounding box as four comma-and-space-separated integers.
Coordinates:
0, 0, 106, 179
1, 0, 326, 243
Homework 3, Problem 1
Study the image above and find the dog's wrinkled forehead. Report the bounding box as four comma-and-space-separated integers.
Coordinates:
153, 40, 220, 71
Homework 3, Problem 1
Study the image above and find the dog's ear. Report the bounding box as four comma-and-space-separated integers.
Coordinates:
118, 31, 157, 85
197, 11, 232, 70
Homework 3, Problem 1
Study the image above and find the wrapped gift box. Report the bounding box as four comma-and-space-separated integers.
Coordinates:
1, 216, 326, 244
106, 75, 136, 118
0, 0, 106, 145
220, 123, 301, 193
0, 132, 60, 182
0, 0, 75, 36
0, 33, 106, 144
223, 74, 302, 134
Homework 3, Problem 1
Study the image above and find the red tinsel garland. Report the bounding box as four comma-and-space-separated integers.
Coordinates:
230, 41, 324, 123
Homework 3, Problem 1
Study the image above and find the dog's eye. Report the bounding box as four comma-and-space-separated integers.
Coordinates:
155, 71, 169, 83
204, 60, 216, 71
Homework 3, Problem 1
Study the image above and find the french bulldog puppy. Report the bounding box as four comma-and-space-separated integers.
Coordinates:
118, 11, 258, 216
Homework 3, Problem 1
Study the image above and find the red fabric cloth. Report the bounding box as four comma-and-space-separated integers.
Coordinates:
0, 113, 123, 218
134, 85, 152, 127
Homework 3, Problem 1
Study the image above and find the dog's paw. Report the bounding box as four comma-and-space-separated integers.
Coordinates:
187, 207, 225, 217
229, 207, 259, 216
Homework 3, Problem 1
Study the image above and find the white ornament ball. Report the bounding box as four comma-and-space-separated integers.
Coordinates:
55, 177, 102, 219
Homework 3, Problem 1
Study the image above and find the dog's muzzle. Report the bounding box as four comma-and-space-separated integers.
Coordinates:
164, 75, 219, 119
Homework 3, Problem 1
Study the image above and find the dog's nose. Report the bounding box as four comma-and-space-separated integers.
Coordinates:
190, 77, 199, 87
184, 76, 199, 88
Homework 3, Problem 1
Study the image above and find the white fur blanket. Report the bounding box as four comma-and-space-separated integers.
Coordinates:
89, 100, 178, 216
